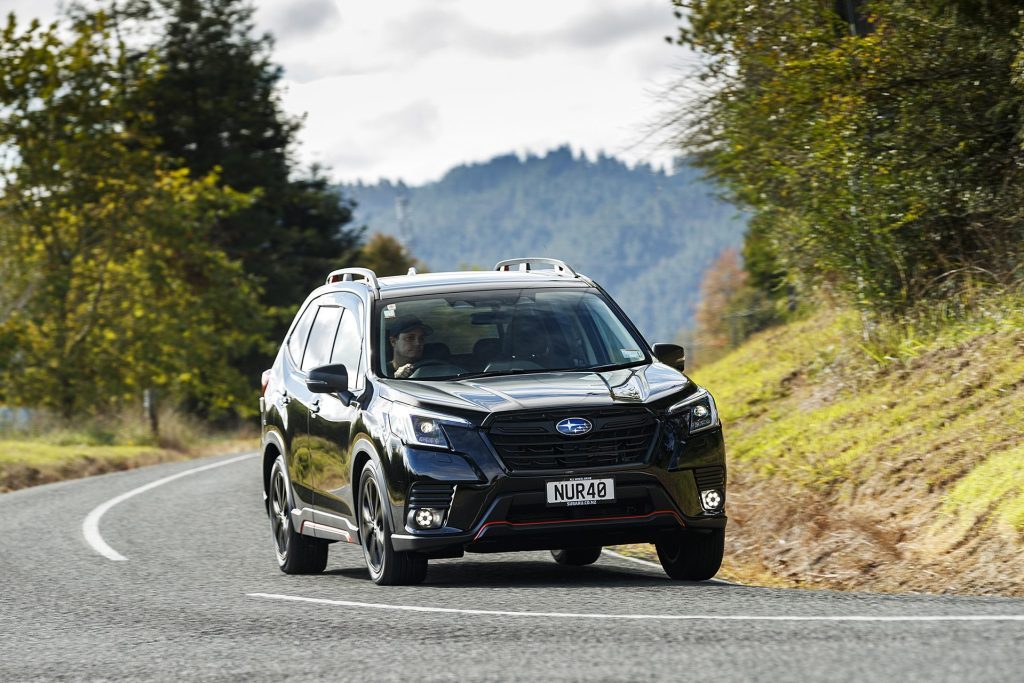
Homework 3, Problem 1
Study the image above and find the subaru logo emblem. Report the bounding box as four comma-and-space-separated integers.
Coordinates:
556, 417, 592, 436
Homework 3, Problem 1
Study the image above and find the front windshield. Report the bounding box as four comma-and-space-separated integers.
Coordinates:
375, 288, 649, 380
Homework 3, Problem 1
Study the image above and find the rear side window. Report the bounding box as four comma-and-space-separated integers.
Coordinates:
301, 306, 342, 371
286, 303, 318, 365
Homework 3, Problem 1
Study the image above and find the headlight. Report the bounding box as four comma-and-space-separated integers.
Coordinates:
387, 403, 471, 450
667, 389, 720, 434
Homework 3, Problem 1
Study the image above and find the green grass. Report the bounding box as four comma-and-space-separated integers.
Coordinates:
0, 408, 257, 491
943, 445, 1024, 533
0, 440, 164, 467
691, 294, 1024, 533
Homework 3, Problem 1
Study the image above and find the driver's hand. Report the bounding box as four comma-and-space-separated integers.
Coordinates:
394, 363, 415, 378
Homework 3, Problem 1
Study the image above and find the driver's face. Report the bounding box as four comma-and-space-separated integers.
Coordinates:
390, 328, 427, 364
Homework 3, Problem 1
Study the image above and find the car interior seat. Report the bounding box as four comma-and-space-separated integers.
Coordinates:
423, 342, 451, 361
472, 338, 501, 370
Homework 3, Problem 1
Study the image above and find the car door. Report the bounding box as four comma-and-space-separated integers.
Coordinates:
281, 298, 322, 511
310, 295, 364, 530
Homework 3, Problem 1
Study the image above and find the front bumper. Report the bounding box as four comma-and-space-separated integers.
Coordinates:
388, 422, 727, 555
391, 469, 726, 555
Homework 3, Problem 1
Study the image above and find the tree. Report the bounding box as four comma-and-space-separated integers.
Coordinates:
135, 0, 364, 311
0, 13, 263, 417
358, 234, 427, 277
669, 0, 1024, 315
694, 248, 747, 352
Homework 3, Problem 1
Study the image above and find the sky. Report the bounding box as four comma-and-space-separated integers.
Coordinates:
5, 0, 691, 185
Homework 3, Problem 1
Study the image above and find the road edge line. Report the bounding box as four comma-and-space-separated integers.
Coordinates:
247, 593, 1024, 622
602, 548, 741, 586
82, 451, 257, 561
602, 548, 662, 569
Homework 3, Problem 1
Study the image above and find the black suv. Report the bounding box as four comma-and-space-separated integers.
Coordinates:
259, 258, 726, 585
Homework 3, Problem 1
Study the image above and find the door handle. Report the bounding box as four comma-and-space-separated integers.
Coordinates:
310, 399, 321, 415
280, 391, 291, 406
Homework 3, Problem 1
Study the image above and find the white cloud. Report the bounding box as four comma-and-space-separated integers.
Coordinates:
259, 0, 340, 43
12, 0, 692, 185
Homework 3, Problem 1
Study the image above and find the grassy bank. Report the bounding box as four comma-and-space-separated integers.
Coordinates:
0, 409, 256, 492
620, 297, 1024, 595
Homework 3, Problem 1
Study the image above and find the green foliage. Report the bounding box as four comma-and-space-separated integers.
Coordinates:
671, 0, 1024, 314
694, 296, 1024, 532
132, 0, 364, 311
0, 13, 264, 418
944, 446, 1024, 533
344, 149, 747, 341
359, 233, 427, 277
742, 218, 786, 295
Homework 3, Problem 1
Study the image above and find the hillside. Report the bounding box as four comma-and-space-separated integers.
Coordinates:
624, 302, 1024, 596
341, 147, 747, 342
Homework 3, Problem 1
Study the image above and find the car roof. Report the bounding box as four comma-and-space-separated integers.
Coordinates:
372, 270, 594, 299
311, 260, 598, 303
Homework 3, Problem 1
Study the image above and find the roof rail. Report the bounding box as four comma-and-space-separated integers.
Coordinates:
325, 267, 380, 291
494, 257, 579, 277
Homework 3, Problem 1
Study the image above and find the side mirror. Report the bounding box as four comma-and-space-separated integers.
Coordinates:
306, 364, 349, 395
652, 343, 685, 371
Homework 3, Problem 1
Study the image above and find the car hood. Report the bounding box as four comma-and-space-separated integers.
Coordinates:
378, 363, 692, 415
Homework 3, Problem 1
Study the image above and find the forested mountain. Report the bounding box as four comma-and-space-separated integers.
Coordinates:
342, 147, 746, 342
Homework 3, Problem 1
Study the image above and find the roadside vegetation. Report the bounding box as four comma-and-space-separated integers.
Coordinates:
0, 1, 420, 468
613, 2, 1024, 595
619, 293, 1024, 595
0, 409, 256, 492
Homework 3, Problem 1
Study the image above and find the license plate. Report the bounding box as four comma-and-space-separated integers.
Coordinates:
546, 477, 615, 506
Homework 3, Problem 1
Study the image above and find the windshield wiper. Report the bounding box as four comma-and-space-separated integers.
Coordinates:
453, 369, 545, 380
453, 363, 640, 380
552, 362, 639, 373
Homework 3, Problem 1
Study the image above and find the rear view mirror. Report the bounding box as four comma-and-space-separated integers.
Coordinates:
652, 343, 685, 371
306, 364, 349, 395
470, 310, 512, 325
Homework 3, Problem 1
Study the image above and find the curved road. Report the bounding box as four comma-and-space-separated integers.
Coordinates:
2, 452, 1022, 681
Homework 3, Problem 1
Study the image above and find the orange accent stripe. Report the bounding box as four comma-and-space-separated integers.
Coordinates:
472, 509, 684, 541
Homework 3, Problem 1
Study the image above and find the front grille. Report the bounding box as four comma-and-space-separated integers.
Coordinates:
408, 483, 455, 508
486, 408, 657, 471
694, 466, 725, 490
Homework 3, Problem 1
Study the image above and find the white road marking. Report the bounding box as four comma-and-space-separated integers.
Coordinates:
248, 593, 1024, 622
601, 548, 741, 586
601, 548, 664, 569
82, 452, 257, 561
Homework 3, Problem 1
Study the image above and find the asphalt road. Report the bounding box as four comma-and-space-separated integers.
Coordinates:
2, 452, 1022, 682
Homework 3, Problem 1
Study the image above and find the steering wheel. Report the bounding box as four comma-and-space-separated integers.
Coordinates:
406, 358, 450, 378
483, 359, 544, 372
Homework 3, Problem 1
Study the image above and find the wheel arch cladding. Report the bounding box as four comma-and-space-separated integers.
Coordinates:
351, 448, 373, 512
263, 443, 281, 502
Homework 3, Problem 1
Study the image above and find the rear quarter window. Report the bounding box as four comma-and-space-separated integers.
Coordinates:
301, 306, 342, 371
286, 302, 318, 366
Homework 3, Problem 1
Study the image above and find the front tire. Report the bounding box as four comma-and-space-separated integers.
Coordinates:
268, 455, 328, 574
551, 546, 603, 566
358, 461, 427, 585
655, 528, 724, 581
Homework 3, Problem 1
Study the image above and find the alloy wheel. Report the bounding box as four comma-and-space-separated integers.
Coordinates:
270, 468, 290, 557
360, 475, 386, 573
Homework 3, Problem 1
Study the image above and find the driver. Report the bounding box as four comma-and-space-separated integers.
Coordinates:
388, 316, 433, 378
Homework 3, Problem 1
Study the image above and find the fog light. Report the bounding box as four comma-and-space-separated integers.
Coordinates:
700, 489, 723, 512
412, 507, 443, 529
